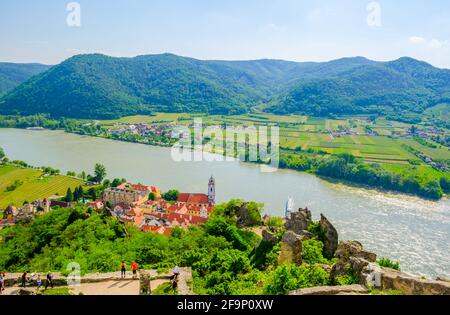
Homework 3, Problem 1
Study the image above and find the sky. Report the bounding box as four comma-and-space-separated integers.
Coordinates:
1, 0, 450, 68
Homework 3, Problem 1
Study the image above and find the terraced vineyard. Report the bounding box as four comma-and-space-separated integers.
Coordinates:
0, 164, 83, 208
96, 112, 450, 167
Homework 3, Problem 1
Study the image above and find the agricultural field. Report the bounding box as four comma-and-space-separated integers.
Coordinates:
382, 164, 450, 183
424, 103, 450, 123
0, 164, 83, 208
99, 113, 195, 125
96, 113, 449, 167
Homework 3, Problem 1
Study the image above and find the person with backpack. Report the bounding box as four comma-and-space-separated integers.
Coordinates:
45, 271, 53, 289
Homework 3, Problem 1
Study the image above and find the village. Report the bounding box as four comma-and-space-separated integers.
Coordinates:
0, 176, 217, 236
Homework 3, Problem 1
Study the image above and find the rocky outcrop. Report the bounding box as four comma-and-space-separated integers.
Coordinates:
236, 203, 260, 227
290, 284, 368, 295
319, 214, 338, 258
278, 231, 302, 266
364, 266, 450, 295
139, 271, 151, 295
334, 240, 377, 262
298, 230, 315, 240
285, 208, 312, 234
331, 241, 377, 282
262, 228, 278, 244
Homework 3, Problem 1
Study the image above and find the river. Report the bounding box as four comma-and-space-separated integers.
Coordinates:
0, 128, 449, 278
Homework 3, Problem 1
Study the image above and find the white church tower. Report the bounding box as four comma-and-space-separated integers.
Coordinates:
208, 176, 216, 204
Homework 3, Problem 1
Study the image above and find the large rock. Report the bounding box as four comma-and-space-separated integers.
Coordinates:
139, 271, 151, 295
319, 214, 338, 258
334, 240, 376, 262
377, 268, 450, 295
331, 241, 377, 283
278, 231, 303, 266
285, 208, 312, 234
290, 284, 368, 295
262, 228, 278, 244
236, 203, 260, 227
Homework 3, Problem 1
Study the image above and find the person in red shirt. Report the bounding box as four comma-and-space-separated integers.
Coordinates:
131, 261, 138, 279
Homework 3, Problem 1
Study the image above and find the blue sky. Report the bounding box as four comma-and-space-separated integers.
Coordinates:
1, 0, 449, 68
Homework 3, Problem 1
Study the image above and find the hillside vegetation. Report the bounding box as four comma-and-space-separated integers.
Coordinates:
0, 200, 342, 295
0, 62, 50, 97
1, 54, 449, 120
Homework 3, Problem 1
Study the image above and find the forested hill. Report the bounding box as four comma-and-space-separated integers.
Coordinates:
0, 54, 449, 119
268, 57, 450, 117
0, 62, 50, 97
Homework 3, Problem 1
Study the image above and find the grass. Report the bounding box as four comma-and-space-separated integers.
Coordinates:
0, 164, 83, 208
382, 164, 450, 183
424, 103, 450, 122
399, 138, 450, 161
152, 282, 178, 295
99, 113, 195, 125
41, 287, 73, 295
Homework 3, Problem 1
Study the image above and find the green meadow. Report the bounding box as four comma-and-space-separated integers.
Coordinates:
0, 164, 83, 208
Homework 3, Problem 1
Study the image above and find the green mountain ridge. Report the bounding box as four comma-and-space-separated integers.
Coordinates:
0, 54, 449, 119
0, 62, 50, 97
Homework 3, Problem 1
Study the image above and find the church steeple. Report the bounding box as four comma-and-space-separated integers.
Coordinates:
208, 175, 215, 204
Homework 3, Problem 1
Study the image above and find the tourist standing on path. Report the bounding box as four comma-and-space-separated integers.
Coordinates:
131, 261, 138, 279
36, 274, 42, 290
45, 271, 53, 289
120, 261, 126, 279
172, 266, 180, 278
0, 272, 5, 293
21, 272, 29, 288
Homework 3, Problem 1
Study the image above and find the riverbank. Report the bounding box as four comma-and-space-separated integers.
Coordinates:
0, 128, 449, 279
6, 123, 449, 201
1, 112, 449, 200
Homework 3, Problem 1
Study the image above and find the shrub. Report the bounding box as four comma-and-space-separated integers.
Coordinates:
377, 257, 400, 271
302, 239, 327, 264
264, 264, 329, 295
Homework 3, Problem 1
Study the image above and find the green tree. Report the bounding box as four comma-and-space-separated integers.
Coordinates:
65, 188, 74, 202
148, 192, 156, 201
162, 189, 179, 202
440, 177, 450, 194
88, 188, 97, 201
78, 171, 86, 180
94, 163, 107, 183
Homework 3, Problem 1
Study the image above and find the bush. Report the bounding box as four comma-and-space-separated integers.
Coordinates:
377, 257, 400, 271
302, 239, 327, 264
162, 189, 179, 202
267, 217, 284, 233
5, 180, 23, 192
264, 264, 329, 295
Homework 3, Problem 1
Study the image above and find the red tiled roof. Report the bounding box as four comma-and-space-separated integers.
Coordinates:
134, 216, 145, 226
177, 193, 209, 204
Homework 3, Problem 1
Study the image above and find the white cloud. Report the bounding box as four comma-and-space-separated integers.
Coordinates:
429, 39, 448, 49
409, 36, 426, 45
409, 36, 448, 49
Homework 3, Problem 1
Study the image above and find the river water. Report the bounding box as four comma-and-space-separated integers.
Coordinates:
0, 128, 449, 278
